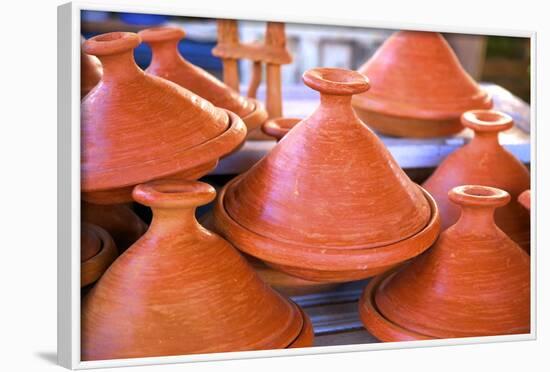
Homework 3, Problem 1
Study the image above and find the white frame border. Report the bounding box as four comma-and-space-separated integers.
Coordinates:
57, 1, 537, 369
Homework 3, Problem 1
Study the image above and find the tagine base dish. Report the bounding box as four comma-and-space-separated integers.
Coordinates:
353, 105, 464, 138
81, 225, 118, 288
213, 175, 440, 283
82, 109, 245, 204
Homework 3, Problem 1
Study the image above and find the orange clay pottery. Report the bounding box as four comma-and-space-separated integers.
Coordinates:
262, 117, 302, 141
213, 67, 441, 283
81, 222, 118, 288
200, 211, 337, 296
352, 31, 492, 138
81, 180, 313, 361
423, 109, 530, 252
519, 190, 531, 210
81, 32, 246, 205
360, 185, 530, 341
81, 36, 102, 98
82, 202, 148, 251
139, 26, 268, 133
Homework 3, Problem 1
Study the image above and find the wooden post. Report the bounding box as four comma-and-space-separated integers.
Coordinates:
216, 19, 240, 92
247, 61, 262, 98
264, 22, 287, 118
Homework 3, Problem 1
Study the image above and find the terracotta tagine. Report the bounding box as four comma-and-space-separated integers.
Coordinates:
200, 211, 337, 296
81, 222, 118, 288
81, 202, 148, 251
139, 26, 268, 133
352, 31, 492, 138
519, 190, 531, 210
82, 180, 313, 361
262, 117, 302, 141
360, 185, 530, 341
81, 36, 102, 98
213, 67, 441, 283
423, 109, 530, 252
81, 32, 246, 205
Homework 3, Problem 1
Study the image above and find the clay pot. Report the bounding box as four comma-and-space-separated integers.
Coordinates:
81, 223, 118, 288
519, 190, 531, 210
81, 36, 102, 98
139, 26, 268, 133
262, 117, 302, 141
81, 32, 246, 205
82, 180, 313, 361
352, 31, 492, 138
213, 67, 440, 283
360, 185, 530, 341
81, 202, 148, 251
423, 109, 530, 252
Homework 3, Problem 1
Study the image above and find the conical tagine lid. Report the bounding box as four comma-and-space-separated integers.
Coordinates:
214, 68, 440, 282
360, 185, 530, 341
81, 32, 246, 195
82, 180, 312, 361
139, 26, 268, 131
352, 31, 492, 137
423, 110, 531, 252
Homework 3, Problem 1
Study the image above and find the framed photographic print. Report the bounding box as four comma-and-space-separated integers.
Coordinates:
58, 1, 536, 369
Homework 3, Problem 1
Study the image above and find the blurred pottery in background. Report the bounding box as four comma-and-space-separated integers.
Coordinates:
139, 26, 268, 134
519, 190, 531, 210
81, 222, 118, 288
213, 67, 440, 283
360, 185, 530, 341
80, 36, 102, 98
423, 109, 530, 252
262, 117, 302, 141
81, 202, 148, 251
82, 180, 313, 361
352, 31, 492, 138
80, 32, 246, 205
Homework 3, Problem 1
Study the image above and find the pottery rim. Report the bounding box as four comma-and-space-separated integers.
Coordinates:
213, 175, 440, 280
461, 109, 514, 133
240, 98, 269, 132
262, 117, 302, 140
81, 224, 118, 287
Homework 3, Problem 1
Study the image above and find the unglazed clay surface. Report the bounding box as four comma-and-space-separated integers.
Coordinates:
81, 223, 118, 288
139, 26, 267, 132
81, 32, 246, 203
213, 67, 440, 282
360, 185, 530, 341
352, 31, 492, 137
81, 180, 312, 361
423, 110, 530, 252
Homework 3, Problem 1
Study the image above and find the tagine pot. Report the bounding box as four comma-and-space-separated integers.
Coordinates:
81, 36, 102, 98
519, 190, 531, 211
81, 32, 246, 205
82, 180, 313, 361
81, 222, 118, 288
423, 109, 530, 252
360, 185, 530, 341
82, 202, 148, 251
262, 117, 302, 141
139, 26, 268, 134
213, 67, 441, 283
352, 31, 492, 138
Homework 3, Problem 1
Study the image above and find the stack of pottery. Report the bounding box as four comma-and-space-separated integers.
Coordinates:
352, 31, 492, 137
81, 223, 117, 288
213, 67, 440, 283
82, 180, 313, 360
138, 26, 268, 135
80, 31, 247, 205
423, 109, 531, 252
360, 185, 530, 341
